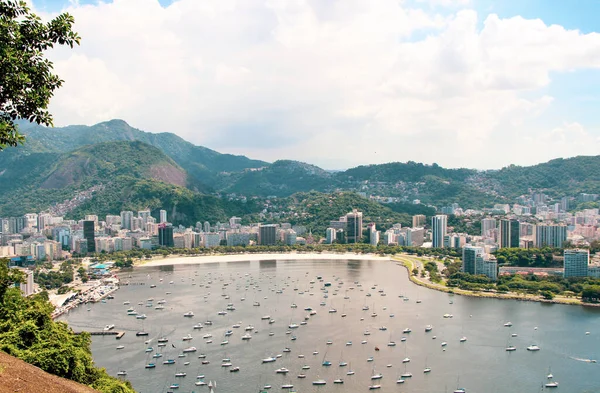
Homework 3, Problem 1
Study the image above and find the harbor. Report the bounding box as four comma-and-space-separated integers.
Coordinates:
60, 258, 600, 393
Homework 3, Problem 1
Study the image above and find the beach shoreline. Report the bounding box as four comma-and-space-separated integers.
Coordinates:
136, 252, 391, 267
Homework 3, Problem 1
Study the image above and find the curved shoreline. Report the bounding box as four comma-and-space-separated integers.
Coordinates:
392, 255, 600, 307
137, 252, 391, 267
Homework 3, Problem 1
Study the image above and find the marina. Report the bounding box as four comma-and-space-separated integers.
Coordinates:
60, 258, 600, 393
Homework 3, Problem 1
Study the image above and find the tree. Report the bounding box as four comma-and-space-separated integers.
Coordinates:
0, 0, 80, 149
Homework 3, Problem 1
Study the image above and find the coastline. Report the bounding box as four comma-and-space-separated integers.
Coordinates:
137, 252, 391, 267
391, 255, 600, 307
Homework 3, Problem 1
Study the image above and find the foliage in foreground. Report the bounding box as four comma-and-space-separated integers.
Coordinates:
0, 259, 135, 393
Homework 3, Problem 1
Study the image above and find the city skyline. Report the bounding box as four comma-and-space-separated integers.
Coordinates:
28, 0, 600, 170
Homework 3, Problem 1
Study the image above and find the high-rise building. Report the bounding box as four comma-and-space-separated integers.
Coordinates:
462, 245, 483, 275
285, 230, 297, 246
499, 219, 520, 248
412, 214, 426, 228
535, 223, 567, 248
159, 210, 167, 224
203, 221, 210, 233
229, 216, 242, 228
120, 211, 133, 230
325, 228, 336, 244
259, 224, 277, 245
83, 220, 96, 253
158, 224, 174, 247
564, 249, 589, 278
481, 218, 497, 237
346, 209, 363, 244
431, 215, 447, 248
462, 245, 497, 280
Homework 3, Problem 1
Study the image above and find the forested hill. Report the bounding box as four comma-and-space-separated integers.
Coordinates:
3, 119, 600, 211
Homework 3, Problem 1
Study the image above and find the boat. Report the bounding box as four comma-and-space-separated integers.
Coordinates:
242, 333, 252, 340
424, 367, 432, 373
136, 314, 147, 319
158, 337, 169, 343
460, 336, 467, 342
183, 347, 197, 353
145, 363, 156, 369
163, 359, 176, 365
169, 383, 179, 389
136, 331, 149, 336
183, 311, 194, 317
182, 334, 193, 341
297, 374, 306, 378
527, 345, 541, 351
368, 385, 381, 390
425, 325, 433, 332
506, 346, 517, 352
276, 368, 289, 374
175, 372, 186, 377
371, 373, 383, 380
193, 323, 203, 329
117, 370, 127, 376
504, 322, 513, 327
230, 366, 240, 372
545, 381, 559, 388
403, 328, 411, 334
152, 353, 162, 358
312, 379, 326, 385
333, 378, 343, 384
116, 345, 124, 350
262, 357, 277, 363
104, 324, 115, 331
280, 384, 293, 389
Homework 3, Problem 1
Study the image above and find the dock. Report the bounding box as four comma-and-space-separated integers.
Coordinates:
74, 330, 126, 339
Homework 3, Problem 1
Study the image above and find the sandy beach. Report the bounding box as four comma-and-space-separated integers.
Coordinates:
139, 252, 390, 267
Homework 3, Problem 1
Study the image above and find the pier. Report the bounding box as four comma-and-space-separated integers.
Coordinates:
74, 330, 126, 339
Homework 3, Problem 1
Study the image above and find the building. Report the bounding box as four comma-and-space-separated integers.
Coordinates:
83, 220, 95, 253
462, 245, 497, 280
325, 228, 336, 244
120, 211, 133, 230
203, 233, 221, 248
346, 210, 363, 244
412, 215, 426, 228
226, 232, 250, 247
203, 221, 210, 233
158, 224, 174, 247
431, 215, 447, 248
564, 249, 589, 278
481, 218, 497, 237
259, 224, 277, 246
499, 219, 520, 248
285, 230, 297, 246
18, 269, 35, 296
535, 223, 567, 248
159, 210, 167, 224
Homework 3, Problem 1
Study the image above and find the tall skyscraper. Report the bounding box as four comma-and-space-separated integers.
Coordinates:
412, 214, 426, 228
120, 211, 133, 230
462, 245, 483, 275
158, 223, 174, 247
203, 221, 210, 233
259, 224, 277, 245
83, 220, 96, 253
499, 219, 520, 248
346, 209, 363, 244
431, 215, 447, 248
535, 223, 567, 248
159, 210, 167, 224
564, 249, 589, 278
325, 228, 336, 244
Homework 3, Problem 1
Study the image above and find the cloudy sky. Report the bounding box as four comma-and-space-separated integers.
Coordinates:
31, 0, 600, 170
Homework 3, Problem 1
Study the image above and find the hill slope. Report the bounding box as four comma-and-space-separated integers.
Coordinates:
0, 351, 100, 393
15, 119, 268, 187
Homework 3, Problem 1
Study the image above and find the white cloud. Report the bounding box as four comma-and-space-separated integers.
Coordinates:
36, 0, 600, 169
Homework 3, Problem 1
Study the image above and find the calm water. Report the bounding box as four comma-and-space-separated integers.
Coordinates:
61, 259, 600, 393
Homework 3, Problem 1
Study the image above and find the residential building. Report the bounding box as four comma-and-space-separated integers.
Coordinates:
159, 210, 167, 224
203, 233, 221, 248
120, 211, 133, 230
535, 223, 567, 248
412, 215, 426, 228
227, 232, 250, 247
462, 245, 497, 280
481, 218, 496, 237
285, 230, 297, 246
431, 215, 447, 248
325, 228, 336, 244
564, 249, 589, 278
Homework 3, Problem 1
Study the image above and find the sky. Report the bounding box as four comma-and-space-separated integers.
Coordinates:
29, 0, 600, 170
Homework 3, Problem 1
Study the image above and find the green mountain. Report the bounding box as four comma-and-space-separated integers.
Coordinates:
0, 141, 260, 224
14, 119, 268, 188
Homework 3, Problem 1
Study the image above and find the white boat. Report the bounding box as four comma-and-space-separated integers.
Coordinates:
276, 368, 289, 374
504, 322, 513, 327
371, 373, 383, 380
104, 324, 115, 331
506, 346, 517, 352
460, 336, 467, 342
402, 357, 410, 363
242, 333, 252, 340
312, 379, 326, 385
184, 311, 194, 317
527, 345, 541, 351
425, 325, 433, 332
183, 347, 197, 353
368, 385, 381, 390
333, 378, 343, 384
117, 370, 127, 376
182, 334, 193, 341
175, 372, 186, 377
136, 314, 147, 319
116, 345, 125, 350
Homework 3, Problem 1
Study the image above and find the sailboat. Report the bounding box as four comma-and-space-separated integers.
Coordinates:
346, 362, 355, 375
505, 335, 517, 352
424, 356, 432, 373
208, 380, 216, 393
322, 351, 332, 366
